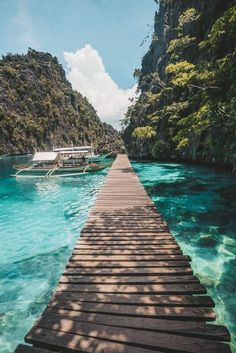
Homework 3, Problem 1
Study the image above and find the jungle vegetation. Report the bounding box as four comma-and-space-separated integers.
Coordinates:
123, 0, 236, 169
0, 49, 122, 154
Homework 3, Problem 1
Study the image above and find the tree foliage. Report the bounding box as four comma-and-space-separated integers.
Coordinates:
178, 8, 200, 30
132, 126, 156, 140
123, 1, 236, 168
0, 49, 123, 154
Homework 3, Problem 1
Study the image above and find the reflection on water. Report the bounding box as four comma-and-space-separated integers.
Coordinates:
133, 161, 236, 352
0, 156, 107, 353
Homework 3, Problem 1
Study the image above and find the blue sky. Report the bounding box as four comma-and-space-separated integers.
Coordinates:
0, 0, 157, 126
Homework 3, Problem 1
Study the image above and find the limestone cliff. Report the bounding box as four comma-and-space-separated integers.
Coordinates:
0, 49, 122, 154
123, 0, 236, 169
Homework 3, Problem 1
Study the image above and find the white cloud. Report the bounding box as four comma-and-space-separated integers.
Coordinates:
64, 44, 137, 129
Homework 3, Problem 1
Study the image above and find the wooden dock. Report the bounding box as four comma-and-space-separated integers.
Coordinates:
16, 155, 231, 353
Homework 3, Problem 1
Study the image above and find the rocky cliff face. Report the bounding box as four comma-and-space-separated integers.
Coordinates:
142, 0, 227, 79
123, 0, 236, 169
0, 49, 122, 154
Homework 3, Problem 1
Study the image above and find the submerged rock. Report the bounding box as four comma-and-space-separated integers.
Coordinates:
197, 235, 218, 247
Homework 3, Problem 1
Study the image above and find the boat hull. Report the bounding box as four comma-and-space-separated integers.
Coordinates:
12, 162, 112, 178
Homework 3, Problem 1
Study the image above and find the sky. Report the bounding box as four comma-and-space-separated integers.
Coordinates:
0, 0, 157, 128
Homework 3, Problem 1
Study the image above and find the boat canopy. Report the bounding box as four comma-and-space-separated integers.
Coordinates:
58, 150, 92, 155
53, 146, 93, 153
33, 152, 59, 161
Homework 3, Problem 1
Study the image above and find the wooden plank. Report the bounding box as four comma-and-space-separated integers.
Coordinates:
51, 292, 214, 307
93, 216, 165, 220
81, 230, 171, 235
85, 217, 164, 221
25, 327, 160, 353
47, 300, 215, 320
94, 197, 154, 201
69, 255, 190, 262
82, 227, 169, 231
81, 229, 171, 233
66, 260, 192, 268
80, 234, 174, 239
89, 213, 162, 217
78, 238, 176, 242
81, 230, 169, 235
72, 249, 181, 255
74, 244, 179, 249
56, 283, 206, 294
85, 223, 167, 227
73, 248, 182, 253
26, 319, 231, 353
64, 267, 193, 276
85, 225, 168, 230
14, 345, 56, 353
91, 203, 156, 207
42, 309, 230, 341
93, 203, 155, 207
79, 238, 176, 243
75, 236, 178, 243
59, 274, 200, 284
73, 249, 183, 254
90, 206, 160, 209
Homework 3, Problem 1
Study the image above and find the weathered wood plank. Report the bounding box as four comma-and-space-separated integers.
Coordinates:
14, 345, 56, 353
80, 234, 174, 239
51, 292, 214, 307
66, 260, 192, 268
42, 309, 230, 341
26, 319, 231, 353
89, 212, 162, 217
74, 245, 179, 250
64, 266, 193, 276
59, 274, 200, 284
25, 328, 164, 353
73, 247, 183, 253
85, 223, 167, 228
69, 255, 191, 263
56, 283, 206, 294
72, 250, 182, 256
47, 300, 215, 320
82, 227, 169, 232
78, 238, 176, 244
74, 244, 179, 249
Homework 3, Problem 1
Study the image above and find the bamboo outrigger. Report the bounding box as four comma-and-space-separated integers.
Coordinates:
12, 146, 112, 178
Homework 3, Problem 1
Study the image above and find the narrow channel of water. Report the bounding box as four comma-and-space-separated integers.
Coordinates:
132, 161, 236, 352
0, 156, 107, 353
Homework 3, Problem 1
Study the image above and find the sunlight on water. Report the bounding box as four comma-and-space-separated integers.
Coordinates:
133, 161, 236, 352
0, 156, 107, 353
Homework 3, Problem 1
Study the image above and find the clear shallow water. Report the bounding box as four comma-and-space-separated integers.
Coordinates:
0, 156, 107, 353
132, 161, 236, 352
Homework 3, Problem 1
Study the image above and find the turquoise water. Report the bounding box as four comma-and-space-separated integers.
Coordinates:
0, 156, 107, 353
1, 157, 235, 352
133, 161, 236, 352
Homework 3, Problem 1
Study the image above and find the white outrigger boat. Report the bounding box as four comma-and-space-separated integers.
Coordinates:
12, 146, 112, 178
